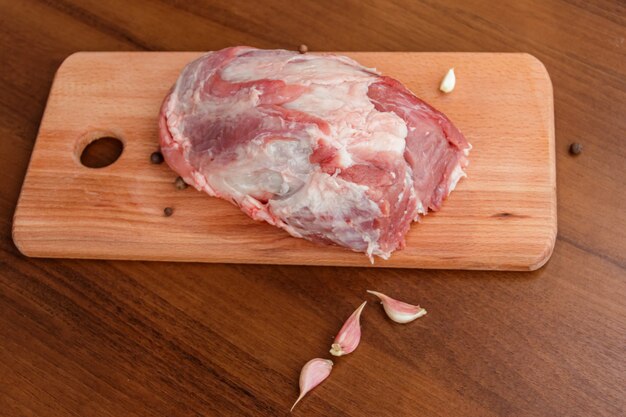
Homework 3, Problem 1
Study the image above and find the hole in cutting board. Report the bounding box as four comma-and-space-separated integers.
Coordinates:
79, 136, 124, 168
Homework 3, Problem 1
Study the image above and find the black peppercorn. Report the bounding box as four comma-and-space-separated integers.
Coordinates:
150, 151, 164, 164
174, 176, 188, 190
163, 207, 173, 217
569, 143, 583, 155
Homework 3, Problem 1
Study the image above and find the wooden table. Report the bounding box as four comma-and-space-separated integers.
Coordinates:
1, 1, 624, 416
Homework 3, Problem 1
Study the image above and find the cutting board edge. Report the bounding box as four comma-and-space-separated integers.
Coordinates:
11, 221, 558, 271
8, 239, 551, 271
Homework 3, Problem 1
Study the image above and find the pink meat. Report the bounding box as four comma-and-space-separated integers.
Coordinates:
159, 47, 470, 259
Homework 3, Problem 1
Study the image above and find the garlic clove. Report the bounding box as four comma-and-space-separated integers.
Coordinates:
439, 68, 456, 93
367, 290, 427, 324
291, 358, 333, 411
329, 301, 366, 357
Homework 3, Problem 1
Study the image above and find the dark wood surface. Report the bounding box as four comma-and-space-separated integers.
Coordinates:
1, 1, 624, 416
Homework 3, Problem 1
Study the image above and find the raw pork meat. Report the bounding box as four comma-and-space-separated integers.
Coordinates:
159, 47, 470, 259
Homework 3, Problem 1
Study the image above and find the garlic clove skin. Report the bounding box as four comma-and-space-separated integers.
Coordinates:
367, 290, 427, 324
329, 301, 367, 357
291, 358, 333, 411
439, 68, 456, 93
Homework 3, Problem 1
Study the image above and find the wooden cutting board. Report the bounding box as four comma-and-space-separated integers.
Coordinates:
13, 52, 556, 270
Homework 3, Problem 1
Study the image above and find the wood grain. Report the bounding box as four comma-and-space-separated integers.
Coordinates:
12, 51, 556, 270
1, 0, 624, 416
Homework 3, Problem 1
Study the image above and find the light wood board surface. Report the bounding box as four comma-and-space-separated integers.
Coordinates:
12, 51, 556, 270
